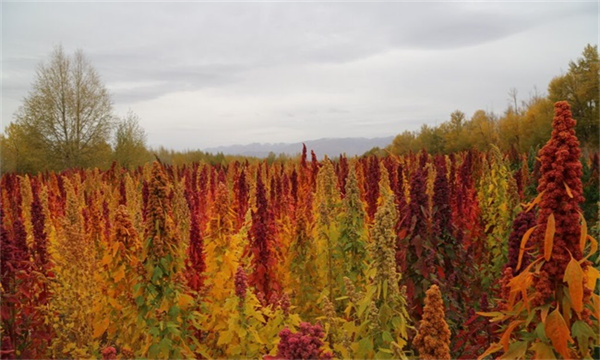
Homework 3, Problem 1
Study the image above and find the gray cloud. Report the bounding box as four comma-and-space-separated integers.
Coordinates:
2, 1, 597, 149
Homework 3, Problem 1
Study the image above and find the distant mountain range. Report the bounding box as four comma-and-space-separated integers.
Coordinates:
204, 136, 394, 159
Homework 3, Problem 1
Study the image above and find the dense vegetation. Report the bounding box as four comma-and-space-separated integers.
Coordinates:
1, 101, 598, 358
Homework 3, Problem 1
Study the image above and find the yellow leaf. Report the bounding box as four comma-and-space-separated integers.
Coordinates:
93, 317, 109, 338
530, 342, 556, 359
563, 255, 584, 314
476, 311, 507, 323
500, 320, 524, 351
545, 308, 573, 359
178, 293, 194, 309
499, 202, 508, 213
544, 213, 555, 261
516, 225, 538, 271
250, 329, 265, 345
217, 330, 233, 346
159, 299, 169, 313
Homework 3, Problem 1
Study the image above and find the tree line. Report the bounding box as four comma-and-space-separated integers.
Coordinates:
383, 44, 598, 156
1, 44, 598, 174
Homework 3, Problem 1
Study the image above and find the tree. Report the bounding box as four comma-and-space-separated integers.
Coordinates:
113, 111, 150, 169
465, 110, 498, 151
548, 44, 599, 150
440, 110, 467, 153
12, 45, 114, 171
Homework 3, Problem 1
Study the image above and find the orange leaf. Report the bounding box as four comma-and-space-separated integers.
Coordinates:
584, 265, 599, 292
545, 308, 574, 359
177, 293, 194, 309
516, 225, 538, 271
500, 320, 524, 351
579, 212, 587, 253
530, 342, 556, 359
540, 304, 550, 324
583, 235, 598, 261
564, 182, 573, 198
507, 259, 539, 311
544, 213, 555, 261
477, 343, 502, 360
113, 265, 125, 283
563, 255, 584, 314
591, 294, 600, 320
101, 253, 112, 266
525, 191, 544, 213
93, 317, 109, 338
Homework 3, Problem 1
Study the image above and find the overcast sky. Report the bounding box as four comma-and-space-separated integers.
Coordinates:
2, 1, 598, 150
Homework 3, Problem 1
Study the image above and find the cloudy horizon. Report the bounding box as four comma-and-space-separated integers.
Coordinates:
2, 1, 598, 150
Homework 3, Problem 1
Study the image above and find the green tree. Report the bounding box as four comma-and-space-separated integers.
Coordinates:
388, 131, 418, 155
0, 124, 44, 174
519, 96, 553, 151
113, 111, 150, 169
440, 110, 467, 153
417, 124, 446, 154
465, 110, 498, 151
498, 107, 524, 152
11, 45, 114, 171
548, 44, 599, 150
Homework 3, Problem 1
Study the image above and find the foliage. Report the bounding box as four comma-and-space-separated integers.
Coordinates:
1, 113, 598, 358
112, 111, 151, 170
477, 145, 520, 290
10, 46, 114, 171
387, 44, 597, 156
478, 101, 599, 359
413, 284, 451, 360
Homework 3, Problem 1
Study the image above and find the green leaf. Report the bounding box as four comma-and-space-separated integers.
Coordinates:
169, 305, 181, 318
152, 266, 164, 282
535, 322, 548, 343
358, 337, 373, 355
382, 331, 394, 343
499, 341, 528, 360
375, 350, 392, 359
148, 343, 160, 357
158, 338, 172, 357
379, 303, 392, 324
530, 342, 556, 360
571, 320, 594, 357
383, 280, 388, 300
149, 326, 160, 336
